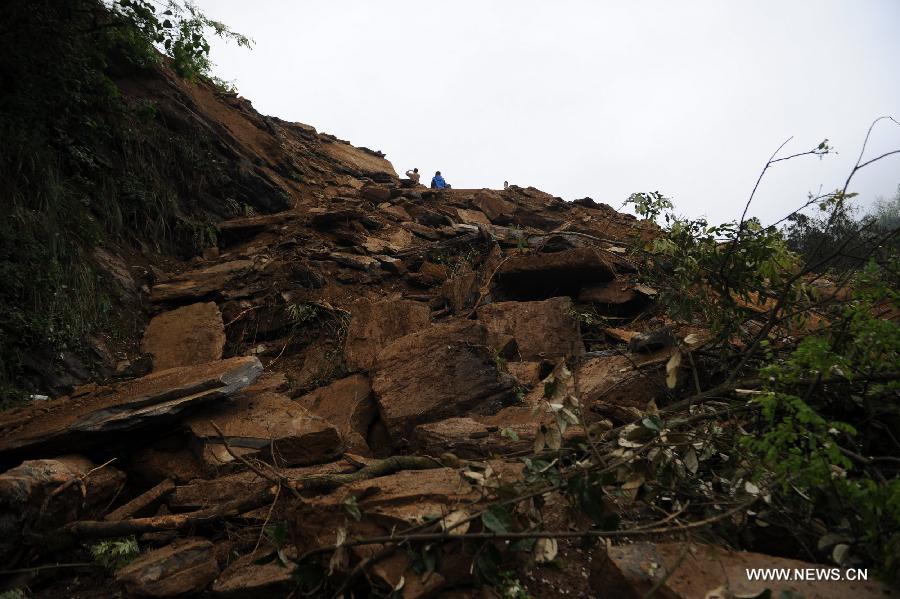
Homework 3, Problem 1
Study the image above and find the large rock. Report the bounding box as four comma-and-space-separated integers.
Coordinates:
116, 538, 219, 597
0, 456, 125, 562
151, 260, 254, 303
575, 351, 670, 421
0, 357, 263, 461
473, 192, 516, 223
497, 247, 616, 299
295, 374, 375, 455
590, 542, 896, 599
344, 298, 431, 371
141, 302, 226, 371
185, 391, 342, 468
372, 320, 517, 443
477, 297, 583, 360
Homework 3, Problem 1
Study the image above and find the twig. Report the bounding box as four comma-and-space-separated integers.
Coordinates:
253, 484, 282, 554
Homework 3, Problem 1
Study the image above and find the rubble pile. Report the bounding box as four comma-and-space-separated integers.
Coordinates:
1, 64, 895, 598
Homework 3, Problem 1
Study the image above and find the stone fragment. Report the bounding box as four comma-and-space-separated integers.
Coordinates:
344, 298, 431, 371
141, 302, 226, 371
116, 538, 219, 597
477, 297, 583, 360
0, 357, 263, 460
473, 192, 516, 223
329, 252, 380, 271
0, 456, 125, 562
372, 320, 517, 443
295, 374, 375, 455
455, 208, 491, 226
441, 265, 478, 313
406, 261, 448, 288
185, 392, 342, 468
360, 184, 392, 202
151, 260, 254, 303
589, 542, 896, 599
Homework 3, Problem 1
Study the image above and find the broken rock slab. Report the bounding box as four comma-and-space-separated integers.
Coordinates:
116, 538, 219, 598
150, 260, 254, 303
141, 302, 225, 371
344, 297, 431, 371
575, 352, 670, 421
0, 455, 126, 562
295, 374, 375, 455
0, 357, 263, 461
372, 319, 517, 443
589, 542, 896, 599
185, 391, 342, 468
477, 297, 583, 361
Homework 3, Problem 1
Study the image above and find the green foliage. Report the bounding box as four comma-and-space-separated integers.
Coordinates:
88, 536, 141, 570
641, 182, 900, 582
0, 590, 27, 599
0, 0, 249, 394
112, 0, 252, 80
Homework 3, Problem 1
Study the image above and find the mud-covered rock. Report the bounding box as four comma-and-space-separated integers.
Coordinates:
0, 455, 125, 562
295, 374, 375, 455
116, 538, 219, 597
141, 302, 225, 371
185, 391, 342, 468
372, 320, 517, 443
477, 297, 583, 360
0, 357, 263, 460
344, 297, 431, 371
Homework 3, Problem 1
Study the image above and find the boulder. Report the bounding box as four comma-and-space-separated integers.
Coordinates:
477, 297, 583, 360
295, 374, 375, 455
360, 184, 392, 203
116, 538, 219, 597
455, 208, 491, 226
406, 261, 448, 288
473, 192, 516, 223
441, 264, 478, 314
185, 392, 342, 468
0, 357, 263, 460
0, 456, 125, 562
150, 260, 254, 303
141, 302, 226, 371
575, 352, 670, 421
344, 298, 431, 371
589, 542, 896, 599
372, 320, 517, 443
497, 247, 615, 299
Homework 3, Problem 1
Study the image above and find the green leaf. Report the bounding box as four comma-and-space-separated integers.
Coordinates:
482, 505, 513, 533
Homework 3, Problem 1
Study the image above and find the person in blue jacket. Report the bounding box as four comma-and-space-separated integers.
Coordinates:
430, 171, 450, 189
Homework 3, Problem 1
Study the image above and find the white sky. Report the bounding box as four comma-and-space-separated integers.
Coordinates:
194, 1, 900, 224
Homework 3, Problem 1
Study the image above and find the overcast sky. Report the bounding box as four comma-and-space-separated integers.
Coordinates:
194, 1, 900, 224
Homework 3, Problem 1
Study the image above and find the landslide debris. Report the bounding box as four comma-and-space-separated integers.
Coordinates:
1, 60, 895, 599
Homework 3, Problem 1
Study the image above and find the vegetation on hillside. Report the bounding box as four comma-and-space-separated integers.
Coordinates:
0, 0, 249, 398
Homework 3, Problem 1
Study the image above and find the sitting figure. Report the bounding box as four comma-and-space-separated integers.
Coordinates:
430, 170, 450, 189
405, 167, 420, 185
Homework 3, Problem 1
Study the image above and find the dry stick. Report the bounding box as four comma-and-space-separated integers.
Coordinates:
298, 498, 758, 562
253, 483, 282, 554
39, 457, 118, 518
